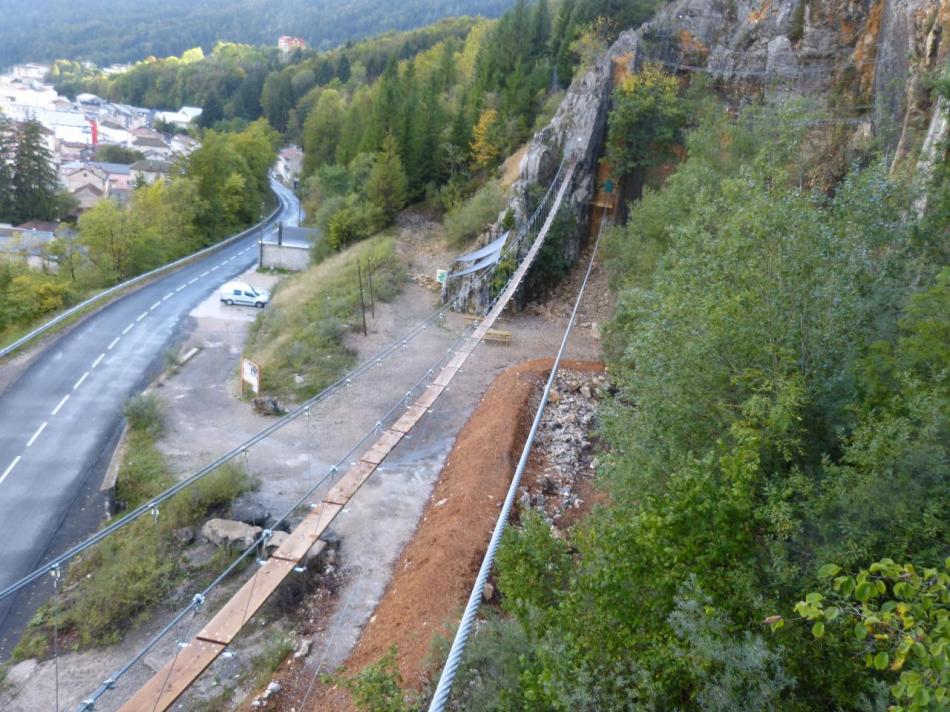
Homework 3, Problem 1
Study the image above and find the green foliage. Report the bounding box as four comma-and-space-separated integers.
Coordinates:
480, 105, 948, 710
247, 634, 294, 688
94, 144, 145, 164
13, 432, 253, 655
443, 180, 506, 246
606, 63, 687, 178
3, 3, 506, 67
367, 134, 409, 221
790, 558, 950, 711
497, 510, 571, 626
247, 235, 405, 399
0, 117, 68, 224
335, 646, 417, 712
123, 392, 165, 437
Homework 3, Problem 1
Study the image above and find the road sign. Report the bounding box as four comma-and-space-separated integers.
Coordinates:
436, 269, 448, 285
241, 358, 261, 395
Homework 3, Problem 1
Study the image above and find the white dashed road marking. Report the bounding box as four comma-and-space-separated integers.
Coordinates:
176, 285, 186, 292
0, 456, 20, 485
200, 271, 210, 277
26, 422, 47, 447
136, 312, 147, 322
52, 394, 69, 416
108, 337, 120, 350
150, 301, 161, 310
92, 353, 105, 368
122, 324, 134, 335
188, 278, 198, 285
73, 372, 89, 390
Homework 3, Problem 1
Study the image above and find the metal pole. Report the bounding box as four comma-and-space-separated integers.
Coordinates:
357, 258, 368, 337
367, 257, 375, 318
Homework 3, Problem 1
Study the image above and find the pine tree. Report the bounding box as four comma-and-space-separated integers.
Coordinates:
12, 119, 59, 222
0, 115, 15, 222
367, 133, 407, 222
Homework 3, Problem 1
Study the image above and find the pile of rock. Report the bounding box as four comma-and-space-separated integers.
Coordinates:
520, 369, 611, 524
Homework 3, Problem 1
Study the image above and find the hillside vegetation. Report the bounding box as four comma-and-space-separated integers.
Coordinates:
0, 0, 515, 67
451, 85, 950, 709
246, 236, 405, 400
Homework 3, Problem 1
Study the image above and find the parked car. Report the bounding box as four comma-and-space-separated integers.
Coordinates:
220, 281, 269, 308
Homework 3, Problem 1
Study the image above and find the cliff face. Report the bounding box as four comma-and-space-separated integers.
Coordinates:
450, 0, 949, 311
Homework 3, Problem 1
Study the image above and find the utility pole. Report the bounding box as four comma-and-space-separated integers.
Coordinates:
367, 256, 375, 318
357, 258, 368, 336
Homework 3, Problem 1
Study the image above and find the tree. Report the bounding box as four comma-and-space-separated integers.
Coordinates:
366, 134, 407, 222
302, 88, 345, 174
12, 119, 61, 222
470, 108, 501, 168
788, 558, 950, 712
0, 116, 15, 221
606, 63, 686, 178
95, 144, 145, 164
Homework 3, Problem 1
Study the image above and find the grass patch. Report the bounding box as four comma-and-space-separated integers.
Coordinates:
246, 634, 294, 689
246, 235, 405, 400
443, 180, 507, 247
123, 392, 165, 436
12, 407, 255, 658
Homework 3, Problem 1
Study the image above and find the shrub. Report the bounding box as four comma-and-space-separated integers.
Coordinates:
334, 646, 416, 712
123, 392, 165, 436
444, 181, 507, 247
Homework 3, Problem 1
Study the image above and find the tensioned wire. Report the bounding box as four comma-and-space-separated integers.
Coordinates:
76, 316, 481, 711
428, 206, 609, 712
0, 166, 566, 606
75, 158, 577, 711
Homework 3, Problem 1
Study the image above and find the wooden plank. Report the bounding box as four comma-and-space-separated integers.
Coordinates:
433, 365, 459, 388
117, 639, 224, 712
483, 329, 511, 344
324, 461, 379, 505
359, 428, 404, 466
390, 403, 428, 434
463, 314, 482, 325
447, 351, 467, 370
272, 502, 344, 560
196, 558, 297, 645
415, 383, 445, 410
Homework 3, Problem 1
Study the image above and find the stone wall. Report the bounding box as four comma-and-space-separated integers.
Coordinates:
260, 243, 311, 271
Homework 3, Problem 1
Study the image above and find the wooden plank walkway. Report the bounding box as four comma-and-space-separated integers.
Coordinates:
117, 161, 576, 712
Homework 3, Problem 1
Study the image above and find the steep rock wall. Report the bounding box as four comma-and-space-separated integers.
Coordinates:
449, 0, 949, 312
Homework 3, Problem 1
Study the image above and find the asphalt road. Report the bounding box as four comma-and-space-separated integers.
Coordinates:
0, 179, 300, 656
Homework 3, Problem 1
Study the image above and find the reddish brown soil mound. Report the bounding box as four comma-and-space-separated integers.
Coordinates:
297, 358, 604, 711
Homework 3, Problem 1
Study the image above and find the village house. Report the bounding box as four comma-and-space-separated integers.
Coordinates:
276, 145, 303, 186
130, 159, 170, 185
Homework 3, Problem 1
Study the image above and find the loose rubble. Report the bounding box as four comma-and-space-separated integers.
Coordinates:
520, 369, 610, 526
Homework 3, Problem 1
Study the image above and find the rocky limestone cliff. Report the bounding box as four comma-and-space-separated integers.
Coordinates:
449, 0, 950, 312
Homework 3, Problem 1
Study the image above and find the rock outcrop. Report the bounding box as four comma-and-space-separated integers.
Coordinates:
449, 0, 949, 312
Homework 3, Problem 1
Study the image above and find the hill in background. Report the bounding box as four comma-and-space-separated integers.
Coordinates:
0, 0, 515, 67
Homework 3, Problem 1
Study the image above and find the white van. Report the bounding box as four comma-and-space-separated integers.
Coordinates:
220, 281, 270, 308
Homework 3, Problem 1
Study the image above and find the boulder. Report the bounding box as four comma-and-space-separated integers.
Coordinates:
263, 530, 290, 555
201, 518, 262, 549
252, 396, 285, 416
230, 499, 272, 527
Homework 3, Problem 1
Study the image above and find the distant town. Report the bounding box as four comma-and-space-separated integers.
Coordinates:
0, 56, 304, 268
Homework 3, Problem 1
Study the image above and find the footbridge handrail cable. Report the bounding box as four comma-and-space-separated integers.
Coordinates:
77, 156, 579, 711
75, 320, 481, 711
0, 297, 458, 605
0, 158, 574, 606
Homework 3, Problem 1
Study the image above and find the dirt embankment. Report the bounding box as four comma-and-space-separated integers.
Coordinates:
282, 358, 604, 711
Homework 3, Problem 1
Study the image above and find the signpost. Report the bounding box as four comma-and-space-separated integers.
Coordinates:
436, 269, 448, 286
241, 358, 261, 396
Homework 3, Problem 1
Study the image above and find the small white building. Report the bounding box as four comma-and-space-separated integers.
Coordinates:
276, 146, 303, 186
